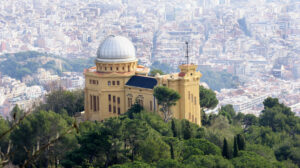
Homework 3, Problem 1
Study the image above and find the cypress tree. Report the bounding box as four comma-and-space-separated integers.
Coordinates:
171, 119, 177, 137
222, 138, 229, 159
183, 120, 192, 140
170, 143, 174, 159
237, 134, 246, 150
233, 136, 239, 157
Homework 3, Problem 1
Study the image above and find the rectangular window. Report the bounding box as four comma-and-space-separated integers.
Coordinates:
195, 118, 197, 124
118, 108, 120, 114
89, 80, 92, 84
97, 96, 99, 111
188, 91, 190, 100
108, 81, 111, 86
109, 104, 111, 112
108, 94, 111, 101
150, 101, 153, 111
90, 95, 92, 110
192, 115, 194, 122
96, 80, 99, 85
189, 113, 191, 119
112, 81, 115, 85
117, 81, 120, 85
113, 106, 116, 113
191, 95, 193, 102
93, 96, 96, 111
117, 97, 120, 104
113, 96, 116, 103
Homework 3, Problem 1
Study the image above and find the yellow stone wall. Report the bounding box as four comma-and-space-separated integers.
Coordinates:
85, 61, 202, 126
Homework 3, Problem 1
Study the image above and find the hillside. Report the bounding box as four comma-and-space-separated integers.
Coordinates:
0, 51, 94, 80
0, 51, 238, 91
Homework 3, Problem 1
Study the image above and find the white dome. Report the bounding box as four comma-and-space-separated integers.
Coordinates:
96, 35, 136, 63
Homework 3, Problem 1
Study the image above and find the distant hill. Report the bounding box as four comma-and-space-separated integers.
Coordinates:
0, 51, 239, 91
0, 51, 94, 80
200, 69, 240, 91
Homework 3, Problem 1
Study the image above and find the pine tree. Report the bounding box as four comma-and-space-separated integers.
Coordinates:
183, 120, 192, 140
237, 134, 246, 150
222, 138, 229, 159
233, 136, 239, 157
171, 119, 177, 137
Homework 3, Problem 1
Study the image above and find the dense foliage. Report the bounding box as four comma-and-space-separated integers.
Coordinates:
199, 85, 218, 110
0, 88, 300, 167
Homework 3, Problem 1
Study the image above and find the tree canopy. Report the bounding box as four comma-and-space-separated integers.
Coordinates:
0, 92, 299, 167
153, 86, 181, 122
199, 85, 218, 110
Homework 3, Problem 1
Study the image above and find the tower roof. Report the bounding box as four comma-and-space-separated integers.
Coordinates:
96, 35, 136, 63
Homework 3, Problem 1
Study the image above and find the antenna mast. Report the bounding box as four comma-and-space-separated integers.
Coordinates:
185, 41, 189, 65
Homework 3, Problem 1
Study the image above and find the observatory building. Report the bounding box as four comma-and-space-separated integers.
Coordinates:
84, 35, 202, 125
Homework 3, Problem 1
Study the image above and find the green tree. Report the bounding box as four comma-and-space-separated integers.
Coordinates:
184, 155, 233, 168
110, 161, 152, 168
10, 110, 77, 167
231, 151, 275, 168
199, 85, 218, 110
156, 159, 183, 168
149, 69, 164, 76
233, 136, 239, 157
222, 138, 229, 159
183, 138, 221, 156
183, 120, 192, 140
126, 102, 144, 119
260, 97, 298, 133
243, 114, 258, 129
40, 90, 84, 116
237, 134, 246, 150
153, 86, 181, 122
171, 119, 177, 137
219, 105, 236, 124
10, 105, 24, 122
0, 117, 10, 164
245, 144, 277, 162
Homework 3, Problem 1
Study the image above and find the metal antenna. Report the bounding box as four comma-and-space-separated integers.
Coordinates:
185, 41, 189, 65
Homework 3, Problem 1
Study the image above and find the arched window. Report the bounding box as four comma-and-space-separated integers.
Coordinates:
136, 95, 144, 107
127, 94, 133, 108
